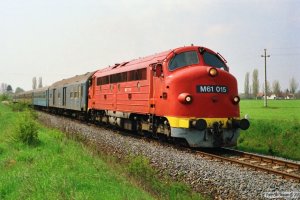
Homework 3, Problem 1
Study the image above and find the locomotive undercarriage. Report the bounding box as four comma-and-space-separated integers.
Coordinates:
86, 109, 244, 147
88, 109, 171, 140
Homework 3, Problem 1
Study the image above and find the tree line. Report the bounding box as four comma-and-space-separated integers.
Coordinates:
0, 76, 43, 94
244, 69, 299, 99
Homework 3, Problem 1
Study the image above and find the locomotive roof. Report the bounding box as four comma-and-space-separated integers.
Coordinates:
93, 45, 210, 77
93, 49, 173, 77
49, 71, 96, 89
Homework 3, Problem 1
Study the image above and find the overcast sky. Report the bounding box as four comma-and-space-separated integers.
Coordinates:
0, 0, 299, 93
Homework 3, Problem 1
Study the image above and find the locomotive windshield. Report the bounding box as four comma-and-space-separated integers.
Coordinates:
168, 51, 199, 71
202, 51, 228, 71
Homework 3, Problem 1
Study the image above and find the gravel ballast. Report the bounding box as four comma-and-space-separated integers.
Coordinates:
38, 112, 300, 200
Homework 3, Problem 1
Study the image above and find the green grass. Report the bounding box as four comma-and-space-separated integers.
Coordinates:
0, 104, 154, 200
240, 99, 300, 121
0, 102, 205, 200
238, 100, 300, 160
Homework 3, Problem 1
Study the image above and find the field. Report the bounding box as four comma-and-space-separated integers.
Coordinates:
1, 98, 299, 199
0, 102, 203, 200
238, 100, 300, 160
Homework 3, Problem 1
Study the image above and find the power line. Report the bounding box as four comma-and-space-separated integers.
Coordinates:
271, 53, 300, 56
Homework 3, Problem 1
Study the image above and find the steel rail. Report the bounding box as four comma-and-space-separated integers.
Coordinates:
195, 148, 300, 183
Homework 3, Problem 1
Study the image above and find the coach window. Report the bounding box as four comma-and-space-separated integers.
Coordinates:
168, 51, 199, 71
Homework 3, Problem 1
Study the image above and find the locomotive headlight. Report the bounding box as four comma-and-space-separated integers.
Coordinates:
185, 96, 192, 103
208, 68, 218, 77
178, 93, 193, 104
233, 96, 240, 104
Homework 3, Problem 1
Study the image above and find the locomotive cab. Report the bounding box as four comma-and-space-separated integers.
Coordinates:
153, 46, 249, 147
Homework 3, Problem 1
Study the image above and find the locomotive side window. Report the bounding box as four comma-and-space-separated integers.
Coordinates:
168, 51, 199, 71
97, 68, 147, 85
129, 68, 147, 81
202, 51, 228, 71
97, 76, 109, 85
121, 72, 127, 82
96, 77, 101, 85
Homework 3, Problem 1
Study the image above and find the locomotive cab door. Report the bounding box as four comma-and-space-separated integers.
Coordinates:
150, 63, 164, 115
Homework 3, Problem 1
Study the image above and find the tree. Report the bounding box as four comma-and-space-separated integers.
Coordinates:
285, 88, 289, 98
38, 77, 43, 88
244, 72, 250, 98
15, 87, 24, 94
6, 85, 13, 93
252, 69, 259, 98
289, 77, 299, 95
1, 83, 7, 93
32, 77, 37, 89
272, 80, 281, 97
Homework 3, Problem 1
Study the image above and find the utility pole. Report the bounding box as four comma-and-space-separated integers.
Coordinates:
261, 49, 270, 107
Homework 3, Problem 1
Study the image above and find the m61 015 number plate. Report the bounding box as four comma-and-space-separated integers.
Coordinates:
196, 85, 228, 93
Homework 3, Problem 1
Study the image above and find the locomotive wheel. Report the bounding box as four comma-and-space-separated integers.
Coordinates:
158, 133, 168, 143
136, 120, 144, 136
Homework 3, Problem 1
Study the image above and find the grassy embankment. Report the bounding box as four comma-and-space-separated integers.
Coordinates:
238, 100, 300, 160
0, 102, 204, 200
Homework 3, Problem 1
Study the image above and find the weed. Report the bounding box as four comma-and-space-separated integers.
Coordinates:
128, 155, 153, 181
10, 102, 28, 112
0, 94, 10, 101
15, 113, 40, 146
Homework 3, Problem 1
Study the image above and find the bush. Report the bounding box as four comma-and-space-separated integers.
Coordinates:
128, 156, 154, 182
16, 114, 40, 146
0, 94, 10, 101
10, 102, 28, 112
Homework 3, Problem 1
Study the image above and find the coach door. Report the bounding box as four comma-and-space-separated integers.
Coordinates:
62, 87, 66, 106
53, 89, 56, 105
46, 90, 49, 107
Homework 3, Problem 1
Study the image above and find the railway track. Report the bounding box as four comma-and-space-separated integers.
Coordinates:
194, 148, 300, 182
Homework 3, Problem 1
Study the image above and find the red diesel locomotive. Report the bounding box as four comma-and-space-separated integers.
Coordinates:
88, 45, 249, 147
